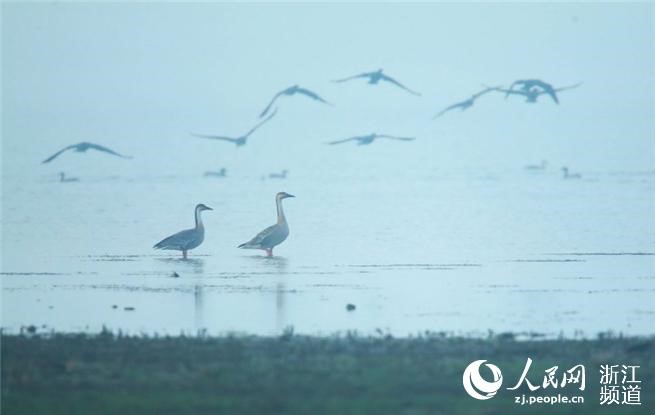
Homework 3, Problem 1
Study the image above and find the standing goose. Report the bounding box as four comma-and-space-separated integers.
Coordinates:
153, 204, 213, 259
238, 192, 295, 257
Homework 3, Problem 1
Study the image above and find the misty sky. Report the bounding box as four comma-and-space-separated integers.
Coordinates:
2, 2, 654, 175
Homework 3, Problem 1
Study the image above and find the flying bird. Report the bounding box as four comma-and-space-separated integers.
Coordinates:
504, 79, 572, 104
41, 142, 132, 164
153, 204, 213, 259
332, 69, 421, 96
259, 85, 331, 118
506, 79, 559, 103
433, 86, 498, 119
326, 133, 415, 146
493, 83, 581, 104
238, 192, 295, 257
191, 109, 277, 146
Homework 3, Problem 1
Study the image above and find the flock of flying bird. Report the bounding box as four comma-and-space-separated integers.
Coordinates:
40, 69, 582, 162
190, 70, 581, 147
39, 69, 583, 258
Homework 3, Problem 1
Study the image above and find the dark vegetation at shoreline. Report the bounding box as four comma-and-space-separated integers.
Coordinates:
2, 331, 653, 415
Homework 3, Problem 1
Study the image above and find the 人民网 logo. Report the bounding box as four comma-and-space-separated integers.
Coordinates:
462, 360, 503, 400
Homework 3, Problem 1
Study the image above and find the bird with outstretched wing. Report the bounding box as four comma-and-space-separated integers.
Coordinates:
433, 86, 497, 119
327, 133, 415, 146
506, 79, 559, 103
378, 73, 422, 96
495, 82, 581, 103
331, 72, 374, 83
552, 83, 583, 93
41, 142, 132, 164
259, 85, 331, 118
332, 69, 421, 96
191, 109, 278, 146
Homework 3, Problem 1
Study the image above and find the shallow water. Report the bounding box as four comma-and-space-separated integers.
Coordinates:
2, 164, 654, 337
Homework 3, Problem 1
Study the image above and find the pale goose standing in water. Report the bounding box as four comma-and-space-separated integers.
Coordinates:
153, 204, 212, 259
239, 192, 295, 257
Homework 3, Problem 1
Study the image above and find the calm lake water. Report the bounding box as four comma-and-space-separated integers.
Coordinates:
2, 0, 654, 340
2, 152, 654, 337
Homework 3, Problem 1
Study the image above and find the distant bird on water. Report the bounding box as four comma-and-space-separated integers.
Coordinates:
525, 160, 548, 170
332, 69, 421, 96
238, 192, 295, 257
327, 133, 415, 146
59, 172, 79, 182
561, 167, 581, 179
259, 85, 331, 118
191, 109, 278, 147
433, 86, 498, 119
41, 142, 132, 164
153, 204, 213, 259
269, 170, 288, 179
204, 168, 227, 178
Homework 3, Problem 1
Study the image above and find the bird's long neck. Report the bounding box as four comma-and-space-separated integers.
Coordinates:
276, 197, 286, 225
195, 208, 204, 229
